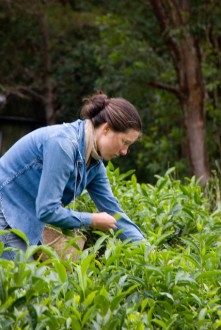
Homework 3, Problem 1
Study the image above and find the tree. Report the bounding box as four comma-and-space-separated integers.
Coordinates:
149, 0, 210, 184
88, 0, 221, 183
0, 0, 100, 124
0, 0, 56, 124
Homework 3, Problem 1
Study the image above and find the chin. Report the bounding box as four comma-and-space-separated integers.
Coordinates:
103, 155, 112, 161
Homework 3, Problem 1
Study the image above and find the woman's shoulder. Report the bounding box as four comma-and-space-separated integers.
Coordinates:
34, 120, 84, 141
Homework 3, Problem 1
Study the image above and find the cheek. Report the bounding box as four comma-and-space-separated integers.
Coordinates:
99, 136, 115, 153
109, 137, 119, 150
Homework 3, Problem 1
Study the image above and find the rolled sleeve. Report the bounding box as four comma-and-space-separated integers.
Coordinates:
87, 163, 145, 242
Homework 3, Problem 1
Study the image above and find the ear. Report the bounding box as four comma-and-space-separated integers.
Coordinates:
103, 123, 110, 135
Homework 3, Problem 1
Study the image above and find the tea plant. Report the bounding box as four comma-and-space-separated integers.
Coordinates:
1, 163, 221, 329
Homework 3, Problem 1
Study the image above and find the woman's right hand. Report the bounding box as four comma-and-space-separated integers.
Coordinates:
91, 212, 117, 231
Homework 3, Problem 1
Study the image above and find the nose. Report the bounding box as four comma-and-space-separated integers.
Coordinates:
120, 146, 128, 156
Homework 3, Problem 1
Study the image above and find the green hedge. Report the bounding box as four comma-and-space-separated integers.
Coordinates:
1, 164, 221, 329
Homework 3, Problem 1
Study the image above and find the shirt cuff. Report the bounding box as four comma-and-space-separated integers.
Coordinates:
78, 212, 93, 227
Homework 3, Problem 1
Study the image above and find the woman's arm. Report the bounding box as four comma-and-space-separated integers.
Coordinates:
86, 163, 145, 243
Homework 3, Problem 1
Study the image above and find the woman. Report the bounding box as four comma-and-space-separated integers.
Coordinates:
0, 91, 145, 260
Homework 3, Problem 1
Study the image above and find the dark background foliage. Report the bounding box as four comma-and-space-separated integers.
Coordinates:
0, 0, 221, 183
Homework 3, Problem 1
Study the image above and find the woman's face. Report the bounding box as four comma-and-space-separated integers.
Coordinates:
95, 123, 140, 161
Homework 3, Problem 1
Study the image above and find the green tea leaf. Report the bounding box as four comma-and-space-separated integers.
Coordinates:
196, 270, 221, 280
9, 229, 29, 245
54, 262, 67, 283
28, 304, 38, 329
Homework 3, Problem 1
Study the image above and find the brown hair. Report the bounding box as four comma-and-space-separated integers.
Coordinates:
81, 91, 142, 133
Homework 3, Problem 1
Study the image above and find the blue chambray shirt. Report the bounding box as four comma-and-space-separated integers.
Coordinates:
0, 119, 144, 245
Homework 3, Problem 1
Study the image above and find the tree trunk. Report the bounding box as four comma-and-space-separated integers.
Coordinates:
41, 2, 56, 125
150, 0, 210, 184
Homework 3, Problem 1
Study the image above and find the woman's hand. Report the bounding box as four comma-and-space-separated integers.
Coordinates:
91, 212, 117, 231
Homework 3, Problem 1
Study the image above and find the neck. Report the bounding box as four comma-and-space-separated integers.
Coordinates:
85, 120, 100, 167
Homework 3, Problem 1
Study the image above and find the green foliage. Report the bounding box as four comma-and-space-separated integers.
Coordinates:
1, 163, 221, 329
48, 3, 101, 122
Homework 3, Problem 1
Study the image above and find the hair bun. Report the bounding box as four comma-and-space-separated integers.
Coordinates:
81, 90, 109, 119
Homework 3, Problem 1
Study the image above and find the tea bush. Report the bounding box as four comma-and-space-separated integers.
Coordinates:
1, 163, 221, 329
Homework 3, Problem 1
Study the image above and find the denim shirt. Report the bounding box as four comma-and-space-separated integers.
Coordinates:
0, 119, 144, 245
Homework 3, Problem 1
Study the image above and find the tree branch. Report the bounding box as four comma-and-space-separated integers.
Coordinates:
6, 86, 45, 102
150, 0, 181, 65
149, 80, 180, 96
